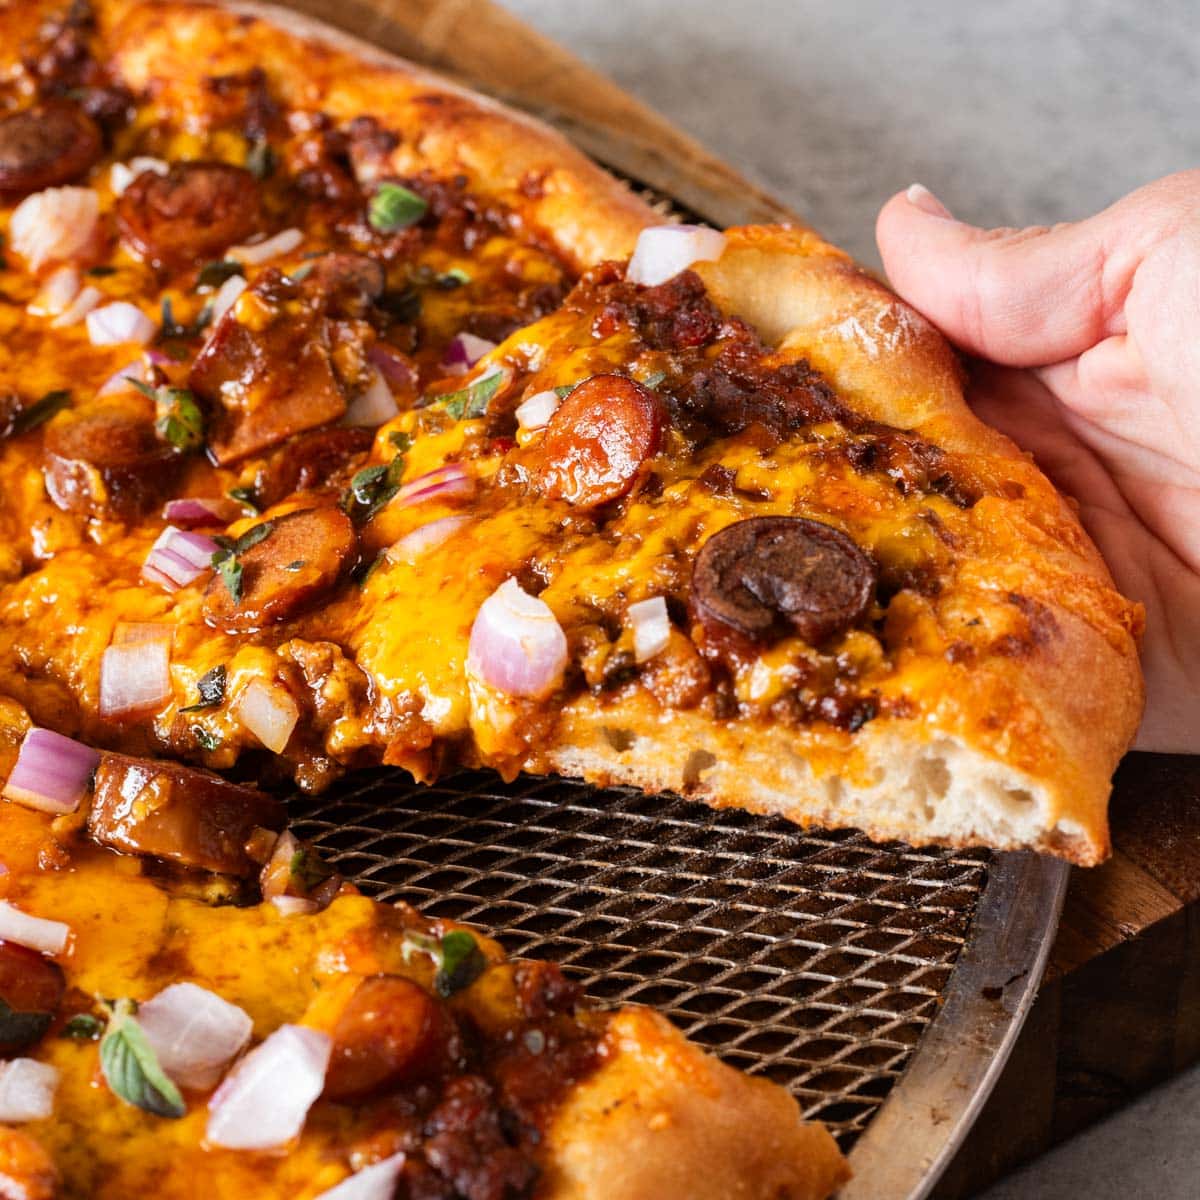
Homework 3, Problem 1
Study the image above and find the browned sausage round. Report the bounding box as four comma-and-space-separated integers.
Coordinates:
43, 404, 180, 521
303, 252, 385, 317
87, 753, 286, 876
255, 426, 374, 508
693, 516, 877, 644
0, 940, 66, 1055
323, 975, 448, 1101
203, 507, 358, 633
531, 374, 663, 509
116, 162, 261, 269
0, 99, 102, 195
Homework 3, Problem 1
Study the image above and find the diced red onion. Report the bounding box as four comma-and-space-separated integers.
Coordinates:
211, 274, 248, 324
315, 1154, 407, 1200
162, 497, 241, 528
0, 1059, 59, 1123
136, 982, 254, 1092
260, 830, 300, 901
237, 680, 299, 755
395, 464, 474, 508
443, 332, 496, 369
270, 896, 319, 918
206, 1024, 332, 1150
28, 265, 80, 317
466, 578, 568, 699
343, 367, 398, 427
628, 596, 672, 663
112, 622, 173, 646
0, 901, 70, 957
2, 728, 100, 815
515, 390, 560, 433
142, 526, 219, 591
109, 156, 168, 197
9, 187, 99, 271
626, 224, 727, 287
86, 301, 156, 347
227, 227, 304, 265
50, 284, 102, 329
367, 344, 416, 391
97, 357, 151, 397
388, 515, 472, 564
99, 639, 171, 717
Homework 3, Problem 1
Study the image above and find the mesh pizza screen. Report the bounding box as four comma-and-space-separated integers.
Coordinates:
289, 769, 989, 1150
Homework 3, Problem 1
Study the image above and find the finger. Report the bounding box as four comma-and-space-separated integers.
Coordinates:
875, 171, 1200, 367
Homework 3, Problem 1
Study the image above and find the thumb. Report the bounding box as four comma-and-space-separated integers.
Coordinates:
875, 176, 1195, 367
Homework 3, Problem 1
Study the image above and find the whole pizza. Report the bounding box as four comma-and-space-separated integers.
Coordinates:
0, 0, 1143, 1196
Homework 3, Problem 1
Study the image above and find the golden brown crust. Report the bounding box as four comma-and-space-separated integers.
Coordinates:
104, 0, 657, 270
545, 1009, 850, 1200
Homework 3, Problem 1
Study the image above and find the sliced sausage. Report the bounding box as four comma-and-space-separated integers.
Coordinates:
0, 99, 102, 195
0, 941, 66, 1055
303, 252, 386, 318
693, 516, 877, 644
324, 975, 448, 1102
203, 507, 358, 633
116, 162, 260, 270
43, 403, 180, 521
531, 374, 663, 509
190, 270, 350, 464
87, 753, 286, 876
255, 426, 374, 508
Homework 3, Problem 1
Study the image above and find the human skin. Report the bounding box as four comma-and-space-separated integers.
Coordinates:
876, 174, 1200, 753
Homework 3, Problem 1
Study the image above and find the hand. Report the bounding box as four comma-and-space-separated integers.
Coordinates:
876, 175, 1200, 753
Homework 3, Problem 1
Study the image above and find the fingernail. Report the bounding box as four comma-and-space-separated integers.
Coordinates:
906, 183, 953, 219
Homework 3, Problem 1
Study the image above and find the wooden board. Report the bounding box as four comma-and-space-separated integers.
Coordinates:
269, 1, 1200, 1192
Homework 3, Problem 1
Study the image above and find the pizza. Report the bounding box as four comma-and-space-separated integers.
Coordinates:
0, 0, 1144, 1194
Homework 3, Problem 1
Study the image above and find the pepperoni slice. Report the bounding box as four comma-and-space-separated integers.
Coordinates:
323, 975, 449, 1101
0, 100, 102, 195
0, 941, 65, 1056
531, 374, 663, 508
42, 403, 179, 521
693, 516, 877, 644
87, 754, 286, 876
203, 507, 358, 633
116, 162, 261, 269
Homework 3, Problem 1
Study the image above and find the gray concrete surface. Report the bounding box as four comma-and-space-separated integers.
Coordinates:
499, 2, 1200, 1196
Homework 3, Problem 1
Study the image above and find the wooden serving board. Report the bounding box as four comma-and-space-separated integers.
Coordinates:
274, 1, 1200, 1193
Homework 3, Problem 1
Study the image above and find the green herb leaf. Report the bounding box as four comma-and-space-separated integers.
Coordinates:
99, 999, 186, 1119
442, 369, 503, 421
87, 265, 118, 278
179, 664, 227, 713
245, 139, 276, 181
435, 931, 487, 997
387, 430, 412, 454
640, 370, 666, 388
435, 267, 470, 289
352, 549, 388, 588
369, 183, 428, 233
0, 996, 52, 1049
285, 559, 306, 572
233, 520, 275, 555
154, 388, 205, 453
192, 725, 221, 752
340, 455, 406, 524
197, 260, 244, 290
61, 1013, 103, 1040
12, 390, 70, 436
227, 485, 260, 512
212, 549, 243, 604
553, 384, 578, 401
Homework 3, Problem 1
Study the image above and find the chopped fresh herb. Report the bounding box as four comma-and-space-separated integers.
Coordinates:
387, 430, 412, 454
553, 384, 577, 401
288, 263, 314, 283
99, 999, 186, 1120
153, 388, 205, 453
234, 520, 275, 554
211, 550, 243, 604
288, 848, 328, 892
400, 929, 487, 998
192, 725, 221, 752
435, 267, 470, 289
196, 260, 244, 290
378, 288, 421, 324
285, 559, 306, 572
61, 1013, 103, 1041
245, 139, 276, 181
157, 294, 213, 343
0, 996, 52, 1049
341, 451, 406, 524
180, 664, 227, 713
442, 369, 503, 421
352, 549, 388, 588
640, 370, 667, 388
368, 182, 428, 233
226, 485, 260, 512
87, 265, 118, 277
11, 390, 70, 436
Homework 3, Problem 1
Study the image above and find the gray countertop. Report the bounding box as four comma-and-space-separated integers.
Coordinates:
499, 2, 1200, 1196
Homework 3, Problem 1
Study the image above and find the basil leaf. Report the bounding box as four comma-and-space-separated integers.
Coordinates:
442, 369, 503, 421
245, 139, 276, 181
87, 265, 118, 278
0, 996, 52, 1049
341, 457, 405, 524
154, 388, 205, 453
233, 520, 275, 555
197, 260, 244, 290
435, 931, 487, 998
227, 485, 260, 512
553, 384, 577, 401
180, 664, 226, 712
192, 725, 221, 752
12, 390, 71, 436
369, 183, 428, 232
61, 1013, 103, 1040
640, 370, 666, 388
285, 559, 306, 572
99, 999, 185, 1119
387, 430, 412, 454
212, 549, 243, 603
435, 267, 470, 289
